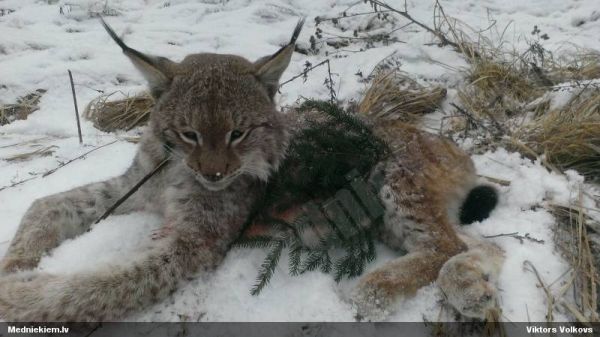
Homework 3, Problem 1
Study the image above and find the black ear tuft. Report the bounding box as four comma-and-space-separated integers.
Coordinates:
289, 17, 305, 44
101, 17, 176, 98
254, 18, 305, 98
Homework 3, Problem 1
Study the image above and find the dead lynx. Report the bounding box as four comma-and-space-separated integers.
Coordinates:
0, 18, 504, 322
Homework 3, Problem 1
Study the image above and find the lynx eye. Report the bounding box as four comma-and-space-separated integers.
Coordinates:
179, 131, 200, 144
230, 130, 244, 141
228, 129, 247, 145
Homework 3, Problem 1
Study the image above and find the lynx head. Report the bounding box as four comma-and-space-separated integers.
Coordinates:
102, 19, 303, 191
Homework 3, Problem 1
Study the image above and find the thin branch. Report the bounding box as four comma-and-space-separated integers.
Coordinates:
0, 174, 40, 192
366, 0, 460, 50
0, 140, 119, 191
42, 140, 118, 177
94, 157, 170, 224
484, 232, 545, 244
68, 70, 83, 144
316, 10, 393, 23
484, 232, 519, 239
325, 59, 337, 103
450, 103, 494, 134
478, 174, 511, 186
279, 59, 330, 88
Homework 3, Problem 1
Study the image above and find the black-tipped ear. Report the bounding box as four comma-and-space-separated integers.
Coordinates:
101, 18, 176, 98
254, 18, 305, 98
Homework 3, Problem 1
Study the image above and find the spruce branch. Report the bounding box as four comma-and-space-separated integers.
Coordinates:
251, 238, 286, 296
239, 99, 386, 295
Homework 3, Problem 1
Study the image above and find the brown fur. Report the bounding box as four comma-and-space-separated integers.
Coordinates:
351, 121, 502, 320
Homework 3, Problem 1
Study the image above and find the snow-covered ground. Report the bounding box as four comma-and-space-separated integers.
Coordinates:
1, 0, 599, 322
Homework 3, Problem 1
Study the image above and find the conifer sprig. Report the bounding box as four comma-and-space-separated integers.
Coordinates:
237, 99, 389, 295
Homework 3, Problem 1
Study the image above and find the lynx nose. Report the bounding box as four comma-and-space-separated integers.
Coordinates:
203, 172, 224, 182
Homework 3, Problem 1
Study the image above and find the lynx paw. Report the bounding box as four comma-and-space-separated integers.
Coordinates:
437, 252, 498, 319
350, 275, 396, 321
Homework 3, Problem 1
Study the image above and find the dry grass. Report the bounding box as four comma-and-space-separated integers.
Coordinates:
547, 51, 600, 83
551, 196, 600, 323
513, 89, 600, 182
0, 89, 46, 126
458, 58, 542, 122
436, 14, 600, 182
358, 69, 446, 123
84, 91, 154, 132
2, 145, 57, 162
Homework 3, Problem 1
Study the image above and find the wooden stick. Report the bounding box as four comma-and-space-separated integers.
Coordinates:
0, 175, 40, 192
478, 174, 511, 186
94, 158, 170, 224
42, 140, 118, 177
68, 70, 83, 144
0, 140, 119, 191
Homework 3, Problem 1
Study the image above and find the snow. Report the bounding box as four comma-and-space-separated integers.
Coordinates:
1, 0, 598, 323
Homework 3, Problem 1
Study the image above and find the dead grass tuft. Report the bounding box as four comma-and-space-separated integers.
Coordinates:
514, 89, 600, 182
436, 12, 600, 182
548, 51, 600, 83
551, 197, 600, 323
84, 91, 154, 132
0, 89, 46, 126
358, 69, 446, 123
458, 58, 542, 122
2, 145, 57, 162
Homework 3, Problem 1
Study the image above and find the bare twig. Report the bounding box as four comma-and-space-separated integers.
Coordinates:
68, 70, 83, 144
94, 157, 170, 224
484, 232, 518, 238
315, 10, 392, 24
279, 59, 330, 88
366, 0, 460, 50
325, 59, 337, 103
0, 174, 40, 192
484, 232, 545, 244
42, 140, 118, 177
478, 174, 511, 186
278, 59, 337, 103
450, 103, 494, 134
0, 140, 119, 191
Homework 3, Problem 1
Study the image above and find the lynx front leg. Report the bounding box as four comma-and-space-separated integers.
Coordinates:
2, 176, 135, 274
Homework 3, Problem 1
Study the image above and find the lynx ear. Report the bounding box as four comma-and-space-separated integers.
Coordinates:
101, 18, 176, 98
254, 18, 305, 98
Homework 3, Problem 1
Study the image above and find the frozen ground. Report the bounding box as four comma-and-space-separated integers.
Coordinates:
0, 0, 599, 323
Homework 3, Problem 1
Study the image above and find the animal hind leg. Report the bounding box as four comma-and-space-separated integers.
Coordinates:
437, 233, 505, 319
351, 161, 469, 321
351, 249, 455, 321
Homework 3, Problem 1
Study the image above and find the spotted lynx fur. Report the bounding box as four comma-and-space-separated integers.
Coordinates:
0, 18, 504, 322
